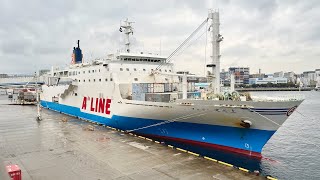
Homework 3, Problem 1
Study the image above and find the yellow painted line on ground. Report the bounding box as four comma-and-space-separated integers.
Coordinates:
238, 167, 249, 172
138, 136, 146, 139
154, 141, 160, 144
266, 176, 278, 180
204, 156, 218, 162
218, 161, 233, 167
120, 130, 125, 133
129, 133, 133, 135
187, 151, 200, 156
168, 145, 174, 148
111, 128, 116, 130
176, 148, 187, 152
145, 138, 152, 141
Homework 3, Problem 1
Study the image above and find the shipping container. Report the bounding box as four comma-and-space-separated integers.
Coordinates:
145, 93, 171, 102
132, 83, 142, 94
148, 87, 154, 93
164, 83, 172, 92
132, 92, 146, 101
153, 83, 165, 93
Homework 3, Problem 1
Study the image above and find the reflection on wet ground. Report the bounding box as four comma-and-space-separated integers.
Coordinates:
0, 96, 262, 180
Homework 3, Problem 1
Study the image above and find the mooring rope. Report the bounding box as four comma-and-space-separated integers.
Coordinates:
125, 109, 212, 133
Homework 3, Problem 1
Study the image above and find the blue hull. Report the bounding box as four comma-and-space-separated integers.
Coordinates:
40, 100, 275, 157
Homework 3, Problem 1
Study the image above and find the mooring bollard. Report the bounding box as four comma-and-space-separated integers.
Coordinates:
6, 164, 21, 180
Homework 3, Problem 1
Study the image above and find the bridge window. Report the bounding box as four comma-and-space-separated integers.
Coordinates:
143, 69, 146, 71
88, 70, 90, 73
126, 68, 129, 71
134, 78, 138, 81
120, 68, 123, 71
93, 79, 95, 82
110, 78, 113, 81
83, 71, 85, 74
89, 79, 90, 82
134, 68, 137, 71
79, 80, 80, 82
99, 79, 101, 82
84, 80, 85, 82
105, 78, 108, 81
165, 70, 167, 72
99, 69, 100, 72
169, 70, 172, 72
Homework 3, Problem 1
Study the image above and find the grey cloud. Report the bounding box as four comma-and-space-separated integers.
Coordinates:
0, 0, 319, 74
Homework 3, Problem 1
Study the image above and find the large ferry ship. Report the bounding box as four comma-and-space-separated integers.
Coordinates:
40, 11, 303, 158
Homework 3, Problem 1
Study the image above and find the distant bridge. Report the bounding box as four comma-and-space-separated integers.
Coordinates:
0, 76, 44, 88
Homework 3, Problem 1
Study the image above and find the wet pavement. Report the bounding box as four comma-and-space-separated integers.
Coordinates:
0, 95, 263, 180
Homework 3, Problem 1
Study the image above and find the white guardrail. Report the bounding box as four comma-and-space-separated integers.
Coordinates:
251, 95, 305, 102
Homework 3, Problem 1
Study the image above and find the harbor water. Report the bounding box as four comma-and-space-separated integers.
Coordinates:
168, 91, 320, 180
0, 91, 319, 179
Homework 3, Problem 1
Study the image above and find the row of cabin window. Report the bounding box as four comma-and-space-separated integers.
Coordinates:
69, 68, 171, 76
122, 58, 162, 62
79, 78, 113, 82
69, 69, 102, 76
78, 77, 139, 82
119, 68, 171, 72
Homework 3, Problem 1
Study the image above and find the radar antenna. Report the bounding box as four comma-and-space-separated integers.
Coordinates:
119, 18, 134, 53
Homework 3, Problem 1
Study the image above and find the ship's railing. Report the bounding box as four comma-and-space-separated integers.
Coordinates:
251, 94, 305, 102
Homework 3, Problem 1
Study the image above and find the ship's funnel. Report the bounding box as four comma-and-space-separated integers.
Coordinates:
72, 40, 83, 64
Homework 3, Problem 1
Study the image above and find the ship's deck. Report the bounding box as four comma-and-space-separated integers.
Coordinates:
0, 95, 264, 180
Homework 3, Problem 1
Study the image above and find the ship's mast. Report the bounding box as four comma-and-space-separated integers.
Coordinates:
120, 19, 134, 53
208, 10, 223, 94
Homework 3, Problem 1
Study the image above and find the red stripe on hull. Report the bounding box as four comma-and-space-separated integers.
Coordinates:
141, 134, 262, 159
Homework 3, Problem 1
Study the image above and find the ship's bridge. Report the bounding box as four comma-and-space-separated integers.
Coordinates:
115, 52, 167, 64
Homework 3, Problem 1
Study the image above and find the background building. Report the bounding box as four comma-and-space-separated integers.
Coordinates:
228, 67, 250, 85
273, 71, 284, 78
0, 74, 8, 78
284, 71, 296, 83
249, 76, 288, 85
220, 69, 230, 86
39, 69, 50, 76
302, 71, 317, 87
316, 69, 320, 87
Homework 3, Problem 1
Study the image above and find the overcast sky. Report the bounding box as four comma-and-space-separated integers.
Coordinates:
0, 0, 319, 75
